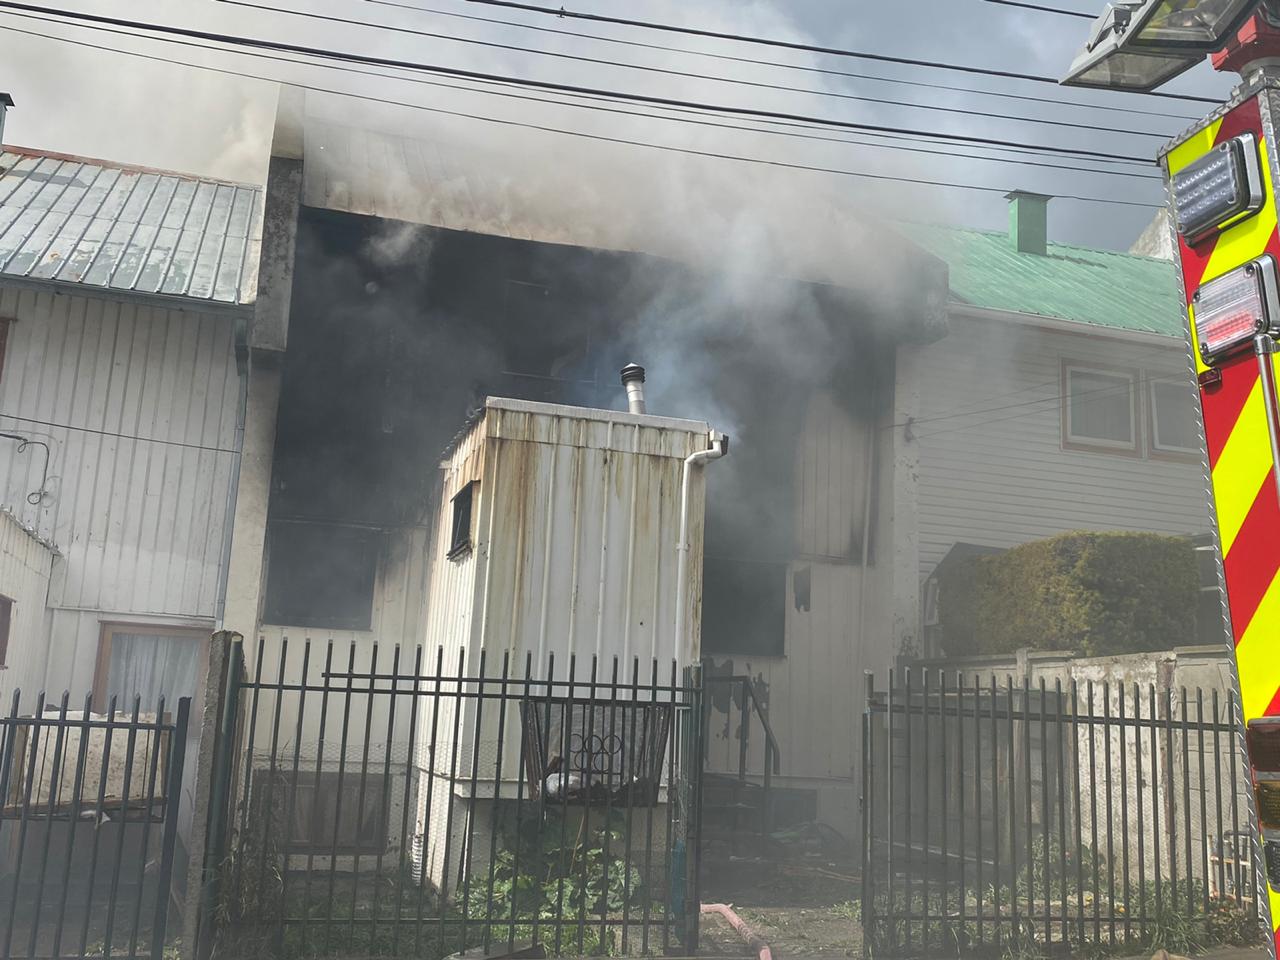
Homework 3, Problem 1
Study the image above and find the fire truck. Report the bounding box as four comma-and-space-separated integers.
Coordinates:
1063, 2, 1280, 954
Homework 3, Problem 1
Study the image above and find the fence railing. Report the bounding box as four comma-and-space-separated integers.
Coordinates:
207, 638, 705, 960
0, 690, 191, 960
861, 670, 1268, 958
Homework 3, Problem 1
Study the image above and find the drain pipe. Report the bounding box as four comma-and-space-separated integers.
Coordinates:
701, 903, 772, 960
213, 324, 250, 627
674, 430, 728, 664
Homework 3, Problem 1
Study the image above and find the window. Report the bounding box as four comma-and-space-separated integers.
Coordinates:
277, 771, 389, 853
0, 595, 11, 668
93, 624, 206, 713
701, 558, 786, 657
1063, 363, 1138, 453
263, 522, 380, 630
1150, 377, 1201, 456
448, 482, 476, 560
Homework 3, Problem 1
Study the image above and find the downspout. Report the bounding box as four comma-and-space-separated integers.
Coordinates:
674, 431, 728, 664
214, 319, 250, 627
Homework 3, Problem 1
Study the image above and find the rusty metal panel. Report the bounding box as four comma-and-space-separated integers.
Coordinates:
0, 148, 261, 306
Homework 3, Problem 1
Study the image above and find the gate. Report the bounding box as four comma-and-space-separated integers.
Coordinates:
860, 670, 1268, 957
203, 637, 704, 959
0, 690, 191, 960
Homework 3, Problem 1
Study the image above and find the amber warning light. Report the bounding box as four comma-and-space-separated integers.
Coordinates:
1193, 255, 1280, 363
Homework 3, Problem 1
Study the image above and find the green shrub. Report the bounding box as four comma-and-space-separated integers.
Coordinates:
937, 532, 1198, 658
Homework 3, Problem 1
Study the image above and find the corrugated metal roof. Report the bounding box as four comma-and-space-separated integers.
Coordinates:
901, 222, 1184, 338
0, 147, 261, 307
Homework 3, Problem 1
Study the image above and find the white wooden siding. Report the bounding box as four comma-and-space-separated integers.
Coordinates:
0, 510, 55, 701
915, 313, 1212, 580
0, 284, 240, 693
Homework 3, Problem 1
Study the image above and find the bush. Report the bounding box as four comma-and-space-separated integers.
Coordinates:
937, 532, 1198, 658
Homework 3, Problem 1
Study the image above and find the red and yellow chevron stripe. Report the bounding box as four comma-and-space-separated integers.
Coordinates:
1168, 94, 1280, 951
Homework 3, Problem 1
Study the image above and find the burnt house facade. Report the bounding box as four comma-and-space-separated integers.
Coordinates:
222, 91, 948, 832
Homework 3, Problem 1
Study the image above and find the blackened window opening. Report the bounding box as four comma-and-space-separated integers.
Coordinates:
448, 482, 475, 559
263, 521, 380, 630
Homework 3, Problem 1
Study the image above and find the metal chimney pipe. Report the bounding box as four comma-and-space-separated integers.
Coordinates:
620, 363, 647, 415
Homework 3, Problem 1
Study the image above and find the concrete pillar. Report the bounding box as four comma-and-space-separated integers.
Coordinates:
890, 346, 922, 665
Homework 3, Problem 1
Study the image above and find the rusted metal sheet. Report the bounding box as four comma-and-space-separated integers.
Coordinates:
0, 148, 261, 306
423, 396, 716, 672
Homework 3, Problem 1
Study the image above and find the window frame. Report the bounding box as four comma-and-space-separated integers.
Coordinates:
1060, 360, 1141, 456
92, 622, 211, 714
278, 769, 390, 854
0, 594, 12, 669
1147, 375, 1203, 460
448, 482, 477, 561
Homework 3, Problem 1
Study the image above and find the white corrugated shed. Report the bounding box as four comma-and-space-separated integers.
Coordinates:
0, 508, 56, 703
414, 397, 717, 885
915, 312, 1211, 579
0, 284, 240, 694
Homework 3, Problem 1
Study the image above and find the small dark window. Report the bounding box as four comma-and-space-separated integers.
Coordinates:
702, 558, 786, 657
448, 483, 476, 560
263, 522, 380, 630
273, 771, 388, 853
0, 595, 11, 667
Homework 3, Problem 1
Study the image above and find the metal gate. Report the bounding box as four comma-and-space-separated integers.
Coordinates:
860, 670, 1268, 957
202, 637, 704, 959
0, 690, 191, 960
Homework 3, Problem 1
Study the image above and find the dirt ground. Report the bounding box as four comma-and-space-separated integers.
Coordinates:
698, 862, 863, 959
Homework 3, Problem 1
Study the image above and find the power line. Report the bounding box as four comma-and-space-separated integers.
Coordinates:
0, 413, 239, 454
0, 1, 1159, 165
0, 9, 1157, 181
981, 0, 1095, 17
368, 0, 1202, 122
0, 20, 1163, 207
218, 0, 1176, 142
461, 0, 1221, 104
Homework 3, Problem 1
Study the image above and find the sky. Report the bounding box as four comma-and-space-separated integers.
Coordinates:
0, 0, 1242, 251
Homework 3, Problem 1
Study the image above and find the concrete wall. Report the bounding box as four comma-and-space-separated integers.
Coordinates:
915, 311, 1211, 582
0, 284, 242, 695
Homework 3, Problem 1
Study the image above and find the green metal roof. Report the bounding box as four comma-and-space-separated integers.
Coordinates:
899, 223, 1186, 339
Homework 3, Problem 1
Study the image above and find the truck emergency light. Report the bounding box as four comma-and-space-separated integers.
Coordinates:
1172, 133, 1265, 242
1192, 255, 1280, 362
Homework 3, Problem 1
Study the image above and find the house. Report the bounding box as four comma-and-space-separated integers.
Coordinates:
905, 195, 1215, 658
0, 136, 262, 718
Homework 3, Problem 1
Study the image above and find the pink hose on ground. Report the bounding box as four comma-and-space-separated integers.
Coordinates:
701, 903, 773, 960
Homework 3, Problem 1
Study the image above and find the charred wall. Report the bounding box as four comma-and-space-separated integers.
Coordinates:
263, 205, 893, 642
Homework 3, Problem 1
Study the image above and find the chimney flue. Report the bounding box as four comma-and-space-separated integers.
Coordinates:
620, 363, 647, 415
0, 94, 13, 148
1005, 189, 1051, 257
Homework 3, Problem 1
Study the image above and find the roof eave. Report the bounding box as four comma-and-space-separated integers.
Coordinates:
947, 303, 1186, 348
0, 274, 256, 317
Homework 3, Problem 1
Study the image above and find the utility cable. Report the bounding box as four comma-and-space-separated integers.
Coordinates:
981, 0, 1095, 17
0, 19, 1163, 207
0, 413, 239, 454
0, 9, 1158, 180
461, 0, 1221, 104
368, 0, 1202, 122
218, 0, 1176, 141
0, 1, 1162, 165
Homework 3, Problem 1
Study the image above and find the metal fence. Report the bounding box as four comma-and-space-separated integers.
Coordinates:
860, 670, 1268, 957
205, 639, 704, 960
0, 691, 191, 960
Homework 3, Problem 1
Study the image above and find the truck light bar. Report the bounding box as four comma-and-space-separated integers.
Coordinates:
1192, 255, 1280, 363
1172, 134, 1264, 244
1249, 717, 1280, 771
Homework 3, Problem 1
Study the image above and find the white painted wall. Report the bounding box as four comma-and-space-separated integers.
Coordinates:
0, 509, 55, 703
0, 283, 241, 696
915, 311, 1211, 581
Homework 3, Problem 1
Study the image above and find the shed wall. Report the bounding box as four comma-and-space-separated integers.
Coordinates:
0, 284, 240, 693
0, 510, 55, 701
